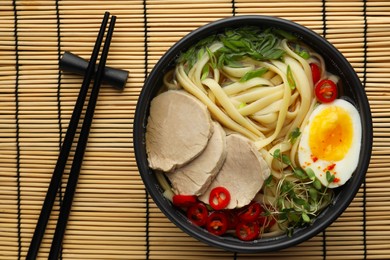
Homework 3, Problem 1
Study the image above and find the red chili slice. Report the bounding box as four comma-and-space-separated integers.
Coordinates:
235, 221, 260, 241
172, 194, 197, 208
206, 211, 228, 236
238, 202, 263, 223
187, 202, 208, 226
209, 187, 231, 210
315, 79, 338, 103
310, 63, 321, 84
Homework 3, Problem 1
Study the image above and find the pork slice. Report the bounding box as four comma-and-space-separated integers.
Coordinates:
166, 122, 227, 196
199, 133, 271, 209
146, 90, 213, 172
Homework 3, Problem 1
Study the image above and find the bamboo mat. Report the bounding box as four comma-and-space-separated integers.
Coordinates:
1, 0, 389, 259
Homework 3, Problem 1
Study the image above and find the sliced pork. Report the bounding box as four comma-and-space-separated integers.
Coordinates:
146, 90, 213, 172
199, 133, 271, 209
166, 122, 227, 196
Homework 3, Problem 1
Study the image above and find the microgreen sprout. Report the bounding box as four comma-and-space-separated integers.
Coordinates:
265, 149, 334, 236
288, 127, 301, 144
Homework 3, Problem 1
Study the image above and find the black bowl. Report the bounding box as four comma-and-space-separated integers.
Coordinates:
133, 15, 372, 253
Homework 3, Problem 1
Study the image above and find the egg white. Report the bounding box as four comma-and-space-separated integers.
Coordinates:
298, 99, 362, 188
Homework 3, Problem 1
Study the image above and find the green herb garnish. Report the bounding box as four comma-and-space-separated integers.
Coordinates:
294, 43, 310, 59
178, 27, 287, 71
326, 170, 335, 184
201, 64, 209, 80
238, 102, 247, 109
266, 150, 334, 236
240, 67, 268, 82
206, 47, 217, 69
273, 29, 298, 41
287, 65, 296, 90
289, 127, 301, 144
265, 174, 274, 187
298, 50, 310, 59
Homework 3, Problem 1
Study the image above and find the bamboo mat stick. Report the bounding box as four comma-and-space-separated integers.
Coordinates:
59, 238, 145, 245
21, 224, 145, 232
0, 198, 146, 207
58, 256, 143, 260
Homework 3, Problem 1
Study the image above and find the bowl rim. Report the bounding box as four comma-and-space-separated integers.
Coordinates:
133, 15, 373, 253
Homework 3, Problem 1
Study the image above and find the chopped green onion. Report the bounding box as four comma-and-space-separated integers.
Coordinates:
217, 53, 226, 68
206, 47, 217, 69
201, 65, 209, 80
238, 102, 247, 109
230, 39, 247, 48
240, 67, 268, 82
273, 29, 297, 41
220, 37, 240, 52
293, 43, 310, 59
299, 50, 310, 59
287, 65, 296, 90
197, 47, 205, 62
265, 49, 285, 60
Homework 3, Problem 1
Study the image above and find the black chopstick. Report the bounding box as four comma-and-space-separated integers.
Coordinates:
26, 12, 111, 260
48, 15, 116, 260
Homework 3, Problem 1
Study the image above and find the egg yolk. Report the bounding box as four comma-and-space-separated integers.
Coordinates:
309, 106, 353, 161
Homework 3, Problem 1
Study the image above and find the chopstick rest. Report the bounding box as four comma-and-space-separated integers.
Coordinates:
60, 51, 128, 90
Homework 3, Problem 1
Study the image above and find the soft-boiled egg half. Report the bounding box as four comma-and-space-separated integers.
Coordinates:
298, 99, 362, 188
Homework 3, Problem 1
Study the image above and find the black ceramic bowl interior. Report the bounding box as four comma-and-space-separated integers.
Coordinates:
133, 16, 372, 253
